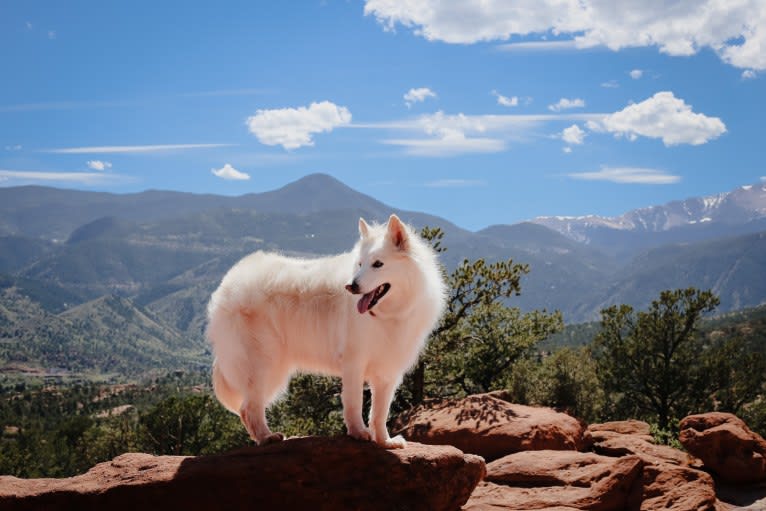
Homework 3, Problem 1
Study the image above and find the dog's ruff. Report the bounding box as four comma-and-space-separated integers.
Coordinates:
206, 214, 446, 448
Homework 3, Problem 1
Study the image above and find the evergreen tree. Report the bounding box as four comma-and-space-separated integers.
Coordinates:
592, 288, 720, 429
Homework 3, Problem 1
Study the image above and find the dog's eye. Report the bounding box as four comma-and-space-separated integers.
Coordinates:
372, 260, 384, 268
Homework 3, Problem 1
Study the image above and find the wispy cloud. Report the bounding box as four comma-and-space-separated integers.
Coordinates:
86, 160, 112, 171
492, 90, 519, 107
180, 88, 269, 98
424, 178, 487, 188
0, 169, 127, 185
359, 110, 605, 157
629, 69, 643, 79
601, 80, 619, 88
0, 99, 140, 112
568, 166, 680, 184
496, 40, 580, 52
4, 145, 22, 151
383, 134, 506, 157
45, 143, 234, 154
548, 98, 585, 112
211, 163, 250, 180
742, 69, 757, 80
404, 87, 437, 108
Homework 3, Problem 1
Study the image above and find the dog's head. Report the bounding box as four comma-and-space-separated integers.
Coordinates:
346, 214, 414, 315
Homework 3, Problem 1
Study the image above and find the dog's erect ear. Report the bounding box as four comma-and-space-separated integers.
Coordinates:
359, 218, 370, 238
387, 214, 409, 251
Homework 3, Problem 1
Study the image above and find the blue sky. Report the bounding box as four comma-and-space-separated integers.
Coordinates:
1, 1, 764, 231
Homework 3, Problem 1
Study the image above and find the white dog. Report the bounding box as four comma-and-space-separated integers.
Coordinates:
206, 214, 446, 448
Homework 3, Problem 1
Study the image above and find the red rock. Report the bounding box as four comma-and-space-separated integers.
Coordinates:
587, 420, 717, 510
591, 429, 693, 467
394, 393, 589, 461
637, 463, 718, 511
468, 450, 643, 511
0, 436, 485, 511
464, 481, 586, 510
587, 420, 655, 444
679, 412, 766, 484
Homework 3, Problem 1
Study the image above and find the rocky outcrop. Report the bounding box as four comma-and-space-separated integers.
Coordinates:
395, 396, 723, 510
394, 392, 590, 461
587, 420, 717, 511
679, 412, 766, 484
464, 451, 642, 511
0, 436, 485, 511
7, 397, 766, 511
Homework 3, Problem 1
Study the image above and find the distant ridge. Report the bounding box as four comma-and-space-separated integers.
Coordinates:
0, 173, 765, 332
532, 182, 766, 258
533, 183, 766, 239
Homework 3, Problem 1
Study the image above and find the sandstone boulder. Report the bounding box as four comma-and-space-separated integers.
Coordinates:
0, 436, 485, 511
679, 412, 766, 484
462, 450, 642, 511
395, 393, 589, 461
587, 421, 716, 511
637, 463, 718, 511
589, 426, 692, 467
587, 420, 654, 444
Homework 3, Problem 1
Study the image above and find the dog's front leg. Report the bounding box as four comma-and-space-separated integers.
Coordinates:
369, 377, 406, 449
341, 370, 371, 441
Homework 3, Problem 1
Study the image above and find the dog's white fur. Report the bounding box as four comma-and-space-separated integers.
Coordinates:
206, 214, 446, 448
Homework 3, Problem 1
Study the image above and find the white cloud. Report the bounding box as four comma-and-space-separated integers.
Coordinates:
364, 110, 604, 156
86, 160, 112, 171
587, 91, 726, 146
601, 80, 619, 88
561, 124, 586, 145
46, 143, 233, 154
404, 87, 437, 107
364, 0, 766, 70
211, 163, 250, 181
563, 146, 573, 153
4, 145, 22, 151
492, 90, 519, 107
568, 166, 680, 184
629, 69, 643, 79
425, 178, 487, 187
383, 133, 506, 157
0, 170, 124, 185
742, 69, 757, 79
246, 101, 351, 150
548, 98, 585, 112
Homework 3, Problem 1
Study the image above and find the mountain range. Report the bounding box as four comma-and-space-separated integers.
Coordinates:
1, 173, 765, 378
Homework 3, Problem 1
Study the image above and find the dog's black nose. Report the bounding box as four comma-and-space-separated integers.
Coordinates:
345, 281, 360, 294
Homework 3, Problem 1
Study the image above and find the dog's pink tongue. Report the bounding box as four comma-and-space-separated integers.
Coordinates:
357, 291, 374, 314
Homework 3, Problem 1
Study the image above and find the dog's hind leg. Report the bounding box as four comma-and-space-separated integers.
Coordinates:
369, 376, 406, 449
239, 364, 289, 445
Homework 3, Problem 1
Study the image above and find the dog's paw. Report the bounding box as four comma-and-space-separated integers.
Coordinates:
379, 434, 407, 449
258, 432, 285, 445
347, 426, 372, 442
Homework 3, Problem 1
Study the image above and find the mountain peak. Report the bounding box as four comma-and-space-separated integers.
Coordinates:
245, 173, 388, 215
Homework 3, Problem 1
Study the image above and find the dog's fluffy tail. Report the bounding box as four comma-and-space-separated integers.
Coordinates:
212, 360, 242, 415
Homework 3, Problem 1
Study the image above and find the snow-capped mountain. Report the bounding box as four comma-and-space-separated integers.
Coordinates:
532, 182, 766, 245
